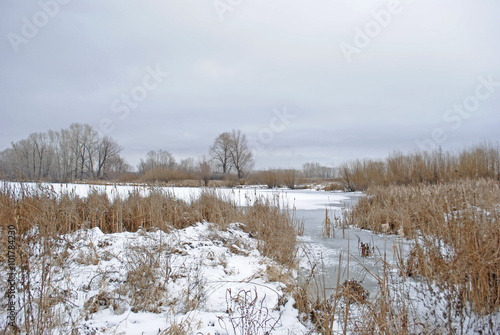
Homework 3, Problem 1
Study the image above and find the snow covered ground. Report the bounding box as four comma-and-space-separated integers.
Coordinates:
52, 223, 310, 334
1, 182, 339, 334
2, 182, 499, 334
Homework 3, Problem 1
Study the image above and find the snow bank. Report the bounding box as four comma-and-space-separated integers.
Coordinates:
0, 221, 311, 334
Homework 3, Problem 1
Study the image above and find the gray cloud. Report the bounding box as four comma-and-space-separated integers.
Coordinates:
1, 0, 499, 170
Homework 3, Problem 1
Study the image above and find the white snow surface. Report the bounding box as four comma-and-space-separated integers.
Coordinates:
1, 181, 351, 211
1, 221, 310, 334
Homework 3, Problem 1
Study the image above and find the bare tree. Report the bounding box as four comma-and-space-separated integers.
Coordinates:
179, 157, 196, 175
94, 136, 123, 178
105, 155, 131, 177
0, 148, 15, 178
8, 133, 54, 180
302, 162, 336, 179
210, 132, 233, 174
82, 125, 100, 179
50, 128, 74, 182
67, 123, 85, 180
228, 129, 254, 179
11, 139, 32, 179
3, 123, 127, 182
29, 132, 53, 179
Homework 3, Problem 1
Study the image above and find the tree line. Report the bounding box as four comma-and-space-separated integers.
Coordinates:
0, 125, 260, 183
0, 123, 126, 182
0, 123, 340, 185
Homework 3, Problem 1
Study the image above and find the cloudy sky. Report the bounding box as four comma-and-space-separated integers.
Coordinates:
1, 0, 499, 170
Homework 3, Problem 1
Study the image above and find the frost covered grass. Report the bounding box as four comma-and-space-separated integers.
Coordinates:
340, 178, 500, 333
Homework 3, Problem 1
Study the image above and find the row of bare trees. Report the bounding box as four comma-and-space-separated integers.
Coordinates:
0, 123, 128, 182
1, 124, 340, 185
134, 149, 212, 185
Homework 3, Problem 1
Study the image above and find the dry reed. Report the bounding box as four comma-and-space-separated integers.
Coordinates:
251, 169, 297, 189
342, 178, 500, 315
339, 143, 500, 191
0, 182, 301, 333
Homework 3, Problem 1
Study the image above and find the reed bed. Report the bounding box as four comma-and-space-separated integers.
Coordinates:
339, 143, 500, 191
0, 183, 303, 334
0, 182, 300, 266
342, 178, 500, 315
250, 169, 298, 189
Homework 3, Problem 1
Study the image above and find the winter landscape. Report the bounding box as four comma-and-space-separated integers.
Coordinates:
1, 145, 500, 334
2, 1, 500, 334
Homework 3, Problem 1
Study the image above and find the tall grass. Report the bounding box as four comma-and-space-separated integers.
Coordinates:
1, 183, 300, 264
193, 190, 299, 266
141, 166, 194, 184
339, 143, 500, 191
342, 178, 500, 315
251, 169, 297, 189
0, 183, 301, 333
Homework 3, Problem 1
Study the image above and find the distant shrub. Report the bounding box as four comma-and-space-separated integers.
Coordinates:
253, 169, 298, 189
141, 167, 191, 184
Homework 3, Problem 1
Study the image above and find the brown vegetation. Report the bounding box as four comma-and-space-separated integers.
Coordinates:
339, 143, 500, 191
0, 183, 302, 334
0, 183, 300, 265
250, 169, 297, 189
141, 166, 195, 184
342, 178, 500, 315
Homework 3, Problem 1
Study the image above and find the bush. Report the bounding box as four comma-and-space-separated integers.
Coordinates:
252, 169, 298, 189
141, 167, 191, 184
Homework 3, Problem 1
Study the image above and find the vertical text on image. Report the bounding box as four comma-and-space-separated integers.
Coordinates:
7, 224, 17, 328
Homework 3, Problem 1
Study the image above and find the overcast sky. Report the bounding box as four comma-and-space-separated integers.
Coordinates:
1, 0, 499, 170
